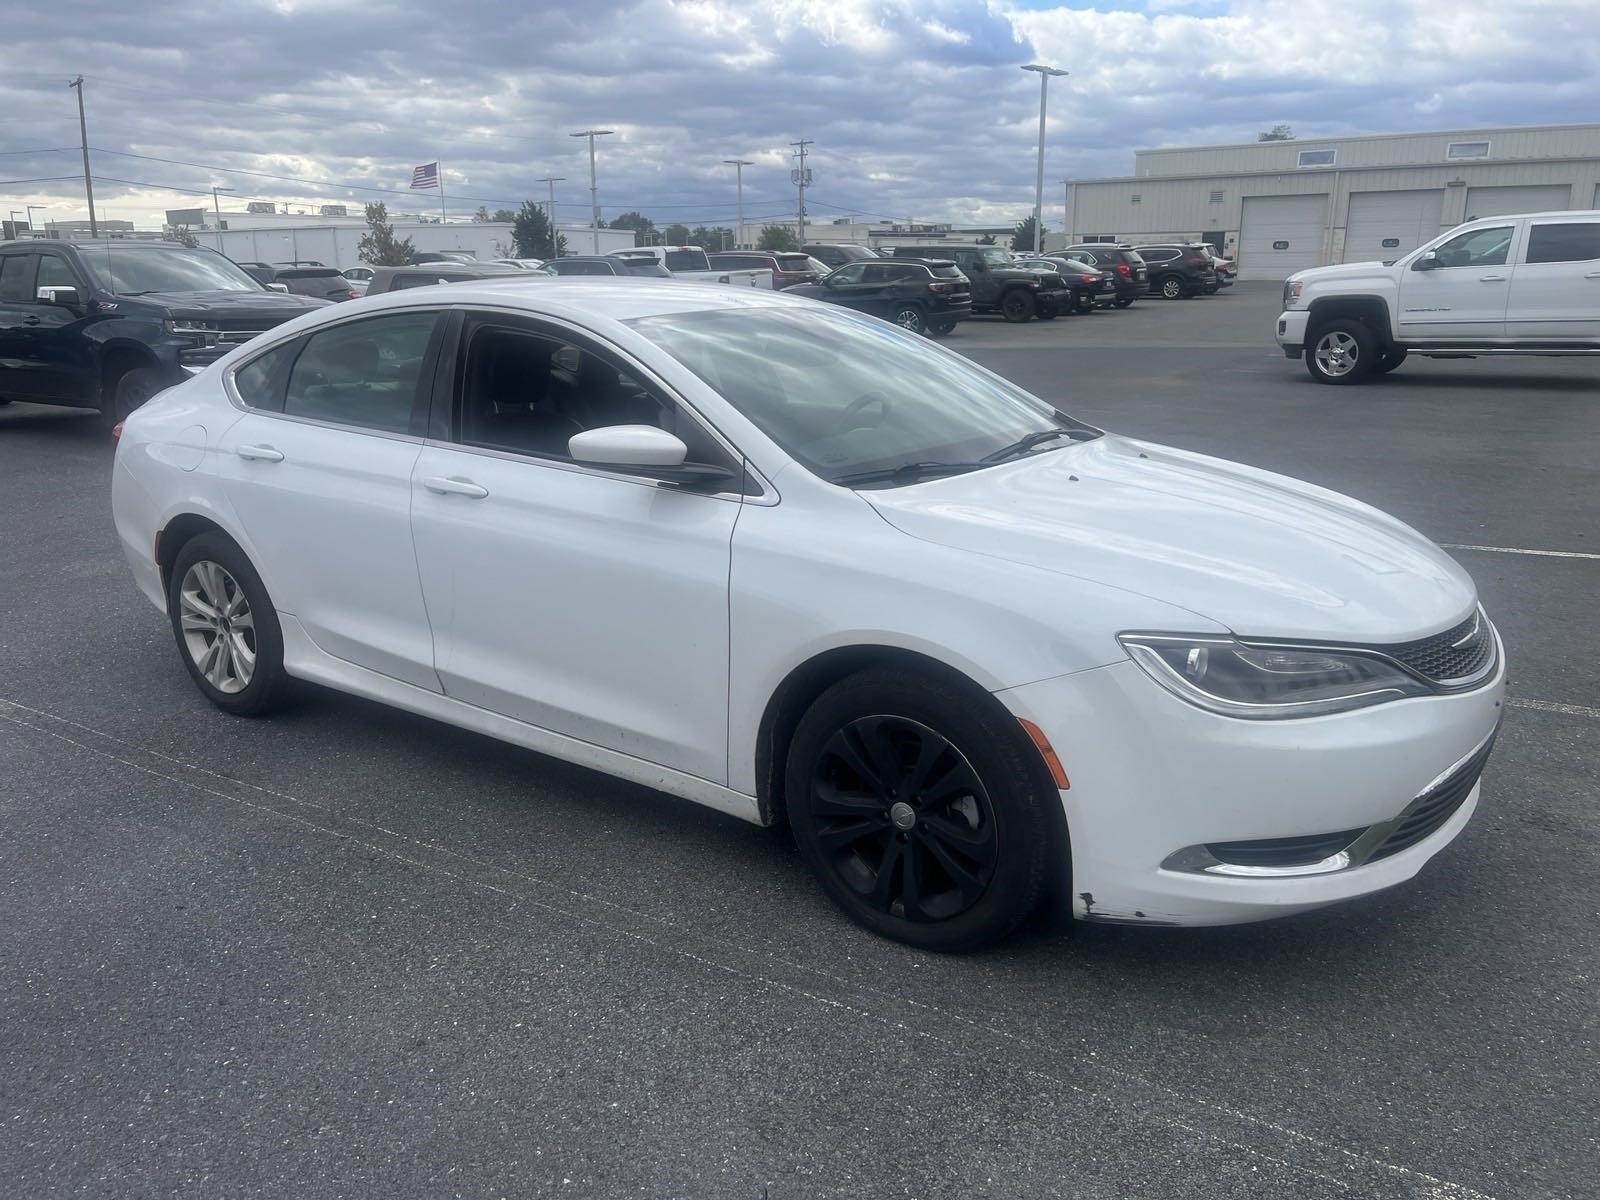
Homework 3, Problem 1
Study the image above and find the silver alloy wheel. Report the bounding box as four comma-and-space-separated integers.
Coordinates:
893, 306, 924, 334
1161, 277, 1182, 299
178, 560, 256, 694
1314, 330, 1361, 378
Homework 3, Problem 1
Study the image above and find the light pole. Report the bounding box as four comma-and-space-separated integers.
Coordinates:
7, 210, 19, 239
722, 159, 753, 249
1021, 64, 1067, 254
569, 129, 614, 253
537, 175, 566, 257
68, 76, 98, 237
25, 204, 45, 237
210, 186, 233, 250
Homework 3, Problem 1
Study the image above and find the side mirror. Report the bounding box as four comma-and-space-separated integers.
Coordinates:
36, 285, 81, 307
267, 282, 290, 293
1412, 250, 1439, 272
568, 424, 737, 487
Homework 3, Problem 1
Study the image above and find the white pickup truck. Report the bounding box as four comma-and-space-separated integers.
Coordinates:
607, 245, 773, 288
1277, 209, 1600, 384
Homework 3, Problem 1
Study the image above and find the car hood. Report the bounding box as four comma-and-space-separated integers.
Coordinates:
863, 434, 1475, 643
1289, 260, 1395, 284
785, 284, 827, 299
133, 290, 331, 319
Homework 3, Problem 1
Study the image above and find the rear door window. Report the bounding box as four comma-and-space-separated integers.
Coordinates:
0, 254, 38, 301
232, 339, 303, 412
1524, 223, 1600, 264
281, 312, 441, 433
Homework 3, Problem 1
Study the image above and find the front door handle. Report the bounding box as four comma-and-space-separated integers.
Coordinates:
235, 444, 284, 462
1585, 271, 1600, 279
422, 475, 489, 499
1478, 274, 1507, 282
22, 315, 39, 325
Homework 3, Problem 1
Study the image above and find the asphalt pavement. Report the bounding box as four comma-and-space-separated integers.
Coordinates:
2, 283, 1596, 1199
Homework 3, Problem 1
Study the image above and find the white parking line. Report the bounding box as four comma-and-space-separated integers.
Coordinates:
1442, 543, 1600, 561
1509, 697, 1600, 720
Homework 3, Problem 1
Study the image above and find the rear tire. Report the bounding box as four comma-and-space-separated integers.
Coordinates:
786, 668, 1065, 952
1113, 298, 1134, 309
167, 533, 296, 717
1000, 289, 1036, 323
1158, 276, 1184, 300
928, 319, 957, 337
1305, 319, 1378, 385
891, 304, 927, 336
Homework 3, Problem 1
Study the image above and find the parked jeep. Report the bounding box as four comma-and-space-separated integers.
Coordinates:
891, 244, 1068, 321
0, 240, 328, 423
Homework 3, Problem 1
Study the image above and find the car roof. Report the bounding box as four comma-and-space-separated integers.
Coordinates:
341, 277, 821, 324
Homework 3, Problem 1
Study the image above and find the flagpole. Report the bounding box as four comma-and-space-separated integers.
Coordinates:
438, 163, 446, 226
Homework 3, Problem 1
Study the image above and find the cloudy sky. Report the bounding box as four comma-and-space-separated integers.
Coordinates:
2, 0, 1597, 232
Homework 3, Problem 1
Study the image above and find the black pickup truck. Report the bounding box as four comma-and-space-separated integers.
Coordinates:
892, 243, 1069, 322
0, 240, 328, 424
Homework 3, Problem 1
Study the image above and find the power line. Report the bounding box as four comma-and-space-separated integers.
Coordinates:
0, 147, 77, 157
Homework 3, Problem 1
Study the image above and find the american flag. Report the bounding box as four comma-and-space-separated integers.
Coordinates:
410, 162, 439, 190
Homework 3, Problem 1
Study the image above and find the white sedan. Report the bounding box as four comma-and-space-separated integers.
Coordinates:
111, 280, 1504, 951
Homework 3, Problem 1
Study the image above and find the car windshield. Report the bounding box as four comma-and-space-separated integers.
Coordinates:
627, 306, 1096, 486
664, 250, 709, 271
979, 249, 1012, 266
80, 246, 262, 295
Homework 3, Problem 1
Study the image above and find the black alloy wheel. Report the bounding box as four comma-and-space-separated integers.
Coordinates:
786, 668, 1065, 951
1000, 289, 1036, 322
808, 715, 997, 924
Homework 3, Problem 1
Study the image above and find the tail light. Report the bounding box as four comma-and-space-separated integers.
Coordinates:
928, 281, 954, 294
1115, 262, 1131, 276
346, 289, 361, 300
1185, 255, 1207, 266
1080, 274, 1098, 284
111, 422, 124, 443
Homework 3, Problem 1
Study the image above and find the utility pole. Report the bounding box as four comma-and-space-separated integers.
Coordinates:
1061, 179, 1071, 246
723, 159, 752, 249
569, 129, 614, 254
1021, 64, 1067, 254
69, 76, 97, 237
790, 139, 812, 248
210, 186, 233, 251
26, 204, 45, 238
537, 175, 566, 257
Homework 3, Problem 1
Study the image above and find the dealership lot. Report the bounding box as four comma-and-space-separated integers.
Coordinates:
2, 284, 1596, 1198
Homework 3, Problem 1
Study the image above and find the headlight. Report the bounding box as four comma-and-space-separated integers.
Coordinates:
164, 319, 219, 334
1282, 279, 1304, 309
1118, 634, 1431, 719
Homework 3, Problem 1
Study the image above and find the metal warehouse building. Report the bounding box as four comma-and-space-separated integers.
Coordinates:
1064, 123, 1600, 280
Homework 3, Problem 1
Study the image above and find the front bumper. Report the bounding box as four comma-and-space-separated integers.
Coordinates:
1277, 309, 1310, 354
997, 651, 1505, 926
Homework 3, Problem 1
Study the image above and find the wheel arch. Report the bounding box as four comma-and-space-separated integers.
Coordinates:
752, 644, 1054, 829
98, 339, 164, 404
156, 512, 244, 593
1306, 295, 1393, 345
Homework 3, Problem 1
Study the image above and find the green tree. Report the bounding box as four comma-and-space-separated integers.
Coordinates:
1010, 215, 1041, 252
491, 208, 516, 223
1257, 123, 1295, 141
688, 225, 732, 250
512, 200, 567, 259
608, 210, 656, 244
976, 233, 997, 245
472, 205, 492, 223
662, 223, 692, 245
757, 224, 799, 252
358, 202, 415, 266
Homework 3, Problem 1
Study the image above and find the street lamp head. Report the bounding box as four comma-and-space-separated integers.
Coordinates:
570, 129, 616, 137
723, 159, 754, 166
1021, 63, 1069, 77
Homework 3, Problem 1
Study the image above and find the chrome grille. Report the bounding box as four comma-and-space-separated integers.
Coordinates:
1380, 609, 1495, 685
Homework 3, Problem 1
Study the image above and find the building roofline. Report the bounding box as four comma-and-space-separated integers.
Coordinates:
1133, 122, 1600, 157
1070, 151, 1600, 187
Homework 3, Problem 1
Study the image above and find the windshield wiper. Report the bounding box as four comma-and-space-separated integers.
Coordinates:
832, 461, 984, 488
980, 426, 1100, 464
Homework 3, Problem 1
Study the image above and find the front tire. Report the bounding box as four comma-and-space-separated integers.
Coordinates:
1158, 276, 1184, 300
1113, 298, 1134, 309
167, 533, 295, 716
106, 366, 169, 426
1305, 319, 1378, 385
1373, 347, 1408, 375
1000, 289, 1036, 323
786, 668, 1065, 952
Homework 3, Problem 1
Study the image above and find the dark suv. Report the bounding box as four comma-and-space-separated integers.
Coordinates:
892, 244, 1067, 322
0, 240, 328, 423
803, 243, 878, 270
707, 251, 820, 289
1061, 245, 1147, 308
1132, 244, 1218, 299
787, 259, 971, 336
244, 263, 359, 302
544, 257, 671, 278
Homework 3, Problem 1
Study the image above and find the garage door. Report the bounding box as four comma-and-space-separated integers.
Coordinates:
1343, 189, 1444, 263
1238, 194, 1327, 280
1463, 184, 1571, 221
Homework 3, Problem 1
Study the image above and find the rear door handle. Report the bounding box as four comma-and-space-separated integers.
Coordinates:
235, 444, 284, 462
422, 475, 489, 499
1478, 274, 1507, 282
